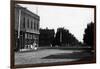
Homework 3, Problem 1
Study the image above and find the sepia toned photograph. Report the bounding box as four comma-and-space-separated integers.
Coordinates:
11, 1, 96, 68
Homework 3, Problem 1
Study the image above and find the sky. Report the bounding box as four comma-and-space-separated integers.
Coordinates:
19, 4, 94, 42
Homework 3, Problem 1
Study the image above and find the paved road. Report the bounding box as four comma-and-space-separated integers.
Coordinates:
15, 49, 82, 65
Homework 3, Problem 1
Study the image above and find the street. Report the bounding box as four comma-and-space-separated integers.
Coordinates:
15, 48, 92, 65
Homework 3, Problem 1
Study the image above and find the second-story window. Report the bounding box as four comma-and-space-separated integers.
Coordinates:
36, 23, 38, 31
36, 21, 39, 31
31, 21, 33, 29
27, 19, 29, 28
23, 17, 25, 28
37, 23, 39, 30
34, 20, 36, 30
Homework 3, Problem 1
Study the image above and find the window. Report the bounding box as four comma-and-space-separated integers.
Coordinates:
31, 21, 33, 29
23, 17, 25, 28
36, 21, 39, 31
33, 19, 34, 30
36, 23, 38, 31
35, 20, 37, 31
25, 33, 27, 39
27, 19, 29, 28
34, 20, 36, 30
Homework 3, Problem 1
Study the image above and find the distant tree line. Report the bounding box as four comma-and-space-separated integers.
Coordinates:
39, 28, 55, 46
52, 28, 79, 46
39, 27, 80, 47
39, 22, 94, 48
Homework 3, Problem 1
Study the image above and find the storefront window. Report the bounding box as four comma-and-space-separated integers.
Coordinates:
25, 33, 27, 39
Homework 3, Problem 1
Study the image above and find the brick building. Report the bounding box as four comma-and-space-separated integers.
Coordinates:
15, 5, 40, 51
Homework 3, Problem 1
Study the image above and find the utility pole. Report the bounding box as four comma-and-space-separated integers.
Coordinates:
18, 9, 21, 39
36, 6, 38, 15
60, 30, 62, 45
17, 9, 21, 51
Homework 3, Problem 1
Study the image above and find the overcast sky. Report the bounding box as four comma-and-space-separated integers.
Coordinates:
19, 4, 94, 42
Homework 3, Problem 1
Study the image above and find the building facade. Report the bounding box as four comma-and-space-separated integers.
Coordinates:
15, 5, 40, 51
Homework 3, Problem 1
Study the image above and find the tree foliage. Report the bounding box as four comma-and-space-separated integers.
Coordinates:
53, 27, 79, 46
39, 28, 55, 46
83, 22, 94, 47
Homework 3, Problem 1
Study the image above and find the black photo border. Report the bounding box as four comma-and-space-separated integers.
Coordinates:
10, 0, 96, 69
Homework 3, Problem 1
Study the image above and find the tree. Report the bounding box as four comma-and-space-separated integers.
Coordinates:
39, 28, 55, 46
53, 27, 79, 46
83, 22, 94, 49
